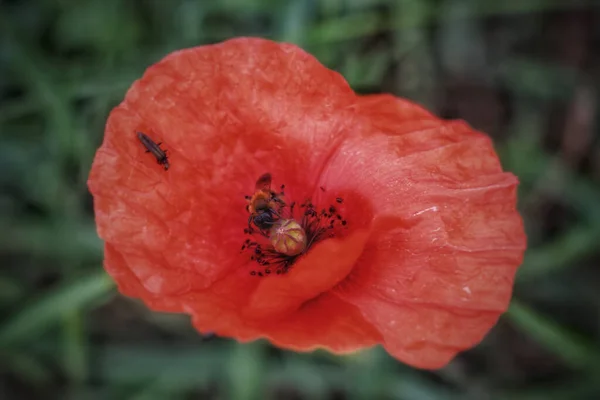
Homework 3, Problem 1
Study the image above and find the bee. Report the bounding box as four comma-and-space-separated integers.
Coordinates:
246, 173, 285, 235
137, 131, 170, 170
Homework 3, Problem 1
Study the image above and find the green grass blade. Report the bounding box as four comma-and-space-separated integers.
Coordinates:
506, 299, 600, 369
227, 343, 266, 400
0, 270, 114, 347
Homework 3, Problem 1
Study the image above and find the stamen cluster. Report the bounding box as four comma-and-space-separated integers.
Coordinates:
241, 190, 347, 277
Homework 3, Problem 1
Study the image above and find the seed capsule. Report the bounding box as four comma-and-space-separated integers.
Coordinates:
269, 219, 307, 256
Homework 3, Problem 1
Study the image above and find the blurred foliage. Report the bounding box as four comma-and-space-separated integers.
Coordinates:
1, 0, 600, 399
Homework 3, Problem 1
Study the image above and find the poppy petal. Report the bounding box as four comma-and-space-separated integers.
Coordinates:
259, 293, 382, 353
183, 268, 263, 341
243, 230, 370, 320
354, 93, 440, 130
104, 244, 182, 313
318, 120, 503, 217
318, 95, 525, 367
89, 38, 361, 293
335, 208, 523, 368
341, 296, 499, 369
122, 37, 358, 180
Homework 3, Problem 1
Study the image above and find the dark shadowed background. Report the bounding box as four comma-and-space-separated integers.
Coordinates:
1, 0, 600, 399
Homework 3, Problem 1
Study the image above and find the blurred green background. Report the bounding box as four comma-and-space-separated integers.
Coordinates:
1, 0, 600, 399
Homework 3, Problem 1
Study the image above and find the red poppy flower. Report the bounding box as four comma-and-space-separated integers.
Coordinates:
88, 37, 526, 369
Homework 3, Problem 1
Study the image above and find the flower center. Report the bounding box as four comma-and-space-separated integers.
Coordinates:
241, 178, 348, 277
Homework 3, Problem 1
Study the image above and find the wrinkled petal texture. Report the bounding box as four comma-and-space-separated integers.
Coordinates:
88, 38, 526, 370
325, 95, 526, 368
